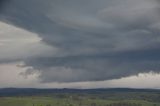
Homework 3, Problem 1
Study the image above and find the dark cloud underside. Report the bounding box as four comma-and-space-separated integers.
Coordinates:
1, 0, 160, 82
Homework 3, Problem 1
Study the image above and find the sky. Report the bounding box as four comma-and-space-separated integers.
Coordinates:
0, 0, 160, 89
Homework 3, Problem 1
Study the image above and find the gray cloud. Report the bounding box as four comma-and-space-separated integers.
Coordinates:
1, 0, 160, 82
24, 48, 160, 82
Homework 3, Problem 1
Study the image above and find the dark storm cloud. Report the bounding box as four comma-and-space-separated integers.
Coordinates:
1, 0, 160, 82
24, 48, 160, 82
0, 0, 8, 9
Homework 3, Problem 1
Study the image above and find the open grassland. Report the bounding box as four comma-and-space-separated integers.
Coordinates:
0, 96, 159, 106
0, 88, 160, 106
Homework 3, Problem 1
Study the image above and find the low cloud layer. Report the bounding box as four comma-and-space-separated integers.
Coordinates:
1, 0, 160, 83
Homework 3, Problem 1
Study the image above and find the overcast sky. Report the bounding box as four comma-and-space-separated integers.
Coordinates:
0, 0, 160, 89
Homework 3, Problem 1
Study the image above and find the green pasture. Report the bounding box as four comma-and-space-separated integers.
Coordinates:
0, 96, 159, 106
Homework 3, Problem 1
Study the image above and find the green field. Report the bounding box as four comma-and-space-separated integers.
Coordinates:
0, 96, 159, 106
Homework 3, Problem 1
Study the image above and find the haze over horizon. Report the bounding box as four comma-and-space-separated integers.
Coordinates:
0, 0, 160, 89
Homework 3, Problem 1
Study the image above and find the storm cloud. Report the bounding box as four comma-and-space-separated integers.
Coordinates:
1, 0, 160, 83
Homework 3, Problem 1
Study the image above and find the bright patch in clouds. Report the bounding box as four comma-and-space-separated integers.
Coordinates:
0, 21, 41, 43
0, 21, 56, 61
0, 62, 39, 88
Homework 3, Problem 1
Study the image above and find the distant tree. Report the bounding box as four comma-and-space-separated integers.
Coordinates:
79, 101, 82, 106
69, 103, 73, 106
91, 103, 96, 106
